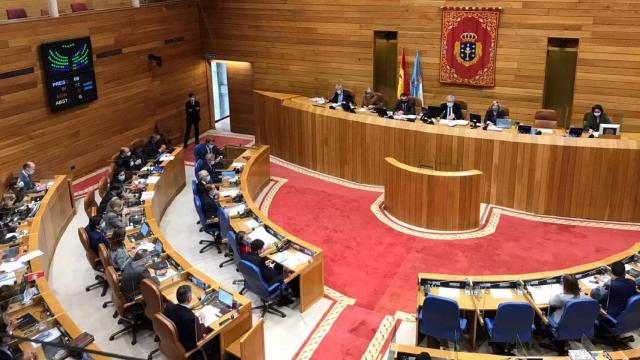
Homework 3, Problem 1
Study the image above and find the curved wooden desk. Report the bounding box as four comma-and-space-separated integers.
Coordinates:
384, 157, 482, 231
26, 175, 105, 358
255, 91, 640, 223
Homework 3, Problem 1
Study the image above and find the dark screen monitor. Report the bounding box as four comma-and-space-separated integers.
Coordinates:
426, 106, 441, 119
469, 113, 482, 123
568, 128, 584, 137
40, 37, 98, 112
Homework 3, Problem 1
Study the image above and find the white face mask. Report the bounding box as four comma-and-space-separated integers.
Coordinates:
126, 152, 131, 157
492, 106, 499, 112
594, 111, 602, 117
206, 176, 211, 183
336, 89, 343, 94
118, 175, 126, 181
447, 102, 454, 107
15, 181, 24, 189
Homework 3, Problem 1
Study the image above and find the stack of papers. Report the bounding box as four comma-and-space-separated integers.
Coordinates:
580, 275, 610, 290
220, 189, 240, 198
438, 287, 460, 299
146, 176, 161, 184
0, 261, 24, 273
196, 305, 221, 327
224, 204, 246, 217
439, 119, 469, 126
0, 272, 16, 287
271, 251, 312, 269
231, 162, 245, 169
159, 154, 175, 161
140, 191, 155, 201
536, 128, 554, 134
243, 219, 260, 230
18, 250, 44, 263
527, 284, 563, 304
490, 288, 514, 299
136, 242, 156, 252
248, 226, 279, 246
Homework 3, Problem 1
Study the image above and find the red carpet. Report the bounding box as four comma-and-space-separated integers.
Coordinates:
183, 133, 253, 164
266, 162, 640, 358
71, 169, 108, 198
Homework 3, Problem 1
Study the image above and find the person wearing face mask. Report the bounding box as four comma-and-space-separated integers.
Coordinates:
484, 100, 507, 125
194, 138, 224, 163
142, 133, 164, 162
103, 198, 126, 234
329, 82, 354, 106
18, 162, 42, 193
184, 92, 201, 148
195, 170, 212, 199
98, 183, 123, 215
202, 153, 224, 179
438, 95, 463, 120
394, 93, 416, 115
361, 88, 385, 109
85, 215, 110, 256
584, 104, 611, 133
201, 184, 220, 219
111, 168, 133, 189
116, 147, 133, 170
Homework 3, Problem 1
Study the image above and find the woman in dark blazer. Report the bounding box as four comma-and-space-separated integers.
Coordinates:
484, 101, 507, 124
583, 104, 611, 132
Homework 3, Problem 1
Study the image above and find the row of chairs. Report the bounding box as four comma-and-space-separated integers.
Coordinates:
5, 3, 88, 19
419, 294, 640, 352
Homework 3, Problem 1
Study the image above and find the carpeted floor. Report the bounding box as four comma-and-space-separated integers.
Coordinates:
266, 161, 640, 359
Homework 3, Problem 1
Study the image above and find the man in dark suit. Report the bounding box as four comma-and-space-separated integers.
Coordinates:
120, 249, 158, 302
194, 138, 224, 163
115, 147, 132, 170
142, 134, 166, 162
242, 239, 284, 286
195, 170, 211, 199
591, 261, 638, 319
329, 83, 354, 105
201, 184, 220, 219
163, 285, 208, 353
85, 215, 109, 256
393, 93, 416, 115
439, 95, 463, 120
184, 93, 201, 148
98, 183, 123, 215
202, 154, 224, 178
18, 162, 42, 193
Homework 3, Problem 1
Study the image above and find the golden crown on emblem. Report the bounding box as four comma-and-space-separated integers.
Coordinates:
460, 32, 477, 42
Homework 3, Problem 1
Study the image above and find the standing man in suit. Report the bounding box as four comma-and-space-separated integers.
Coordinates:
163, 285, 210, 354
329, 83, 354, 106
19, 162, 42, 193
439, 95, 463, 120
184, 93, 201, 148
393, 93, 416, 115
590, 261, 638, 319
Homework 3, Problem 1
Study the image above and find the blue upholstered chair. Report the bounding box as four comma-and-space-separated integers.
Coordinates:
193, 195, 220, 254
226, 230, 247, 293
485, 302, 535, 344
419, 295, 467, 344
194, 159, 205, 179
193, 143, 207, 163
548, 298, 599, 341
600, 295, 640, 343
217, 207, 234, 267
238, 260, 286, 318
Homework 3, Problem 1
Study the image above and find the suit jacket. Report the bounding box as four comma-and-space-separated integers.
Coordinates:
141, 140, 159, 162
164, 303, 205, 352
201, 193, 219, 219
484, 109, 507, 124
202, 162, 224, 179
330, 90, 354, 105
85, 225, 109, 257
361, 94, 384, 108
98, 191, 118, 215
120, 260, 152, 302
185, 99, 201, 122
242, 252, 283, 285
598, 278, 638, 319
584, 113, 611, 132
115, 154, 132, 171
18, 171, 37, 193
103, 210, 124, 234
394, 99, 416, 115
194, 143, 224, 163
196, 180, 208, 200
439, 102, 463, 120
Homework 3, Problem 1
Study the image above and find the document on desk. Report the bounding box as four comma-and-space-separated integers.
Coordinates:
196, 305, 221, 327
0, 272, 16, 287
248, 226, 279, 246
136, 242, 156, 252
489, 288, 514, 299
159, 154, 175, 161
580, 275, 610, 290
31, 327, 62, 348
224, 204, 246, 217
140, 191, 155, 201
155, 268, 177, 283
220, 188, 240, 198
527, 284, 563, 305
0, 260, 24, 273
536, 128, 553, 134
271, 251, 311, 269
146, 176, 161, 184
438, 287, 460, 299
231, 162, 245, 168
18, 250, 44, 263
243, 219, 260, 230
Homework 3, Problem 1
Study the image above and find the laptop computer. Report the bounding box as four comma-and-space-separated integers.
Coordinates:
496, 118, 512, 129
218, 288, 234, 308
569, 127, 584, 137
517, 124, 532, 134
128, 222, 151, 242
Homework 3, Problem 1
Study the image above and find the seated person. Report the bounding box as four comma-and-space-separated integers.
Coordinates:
202, 153, 224, 178
163, 285, 211, 355
18, 162, 43, 193
195, 170, 211, 199
329, 82, 354, 105
584, 104, 611, 133
141, 134, 167, 162
85, 215, 109, 256
549, 274, 584, 322
98, 183, 123, 215
236, 231, 250, 255
361, 88, 384, 109
103, 198, 126, 234
115, 147, 132, 170
111, 168, 135, 189
194, 138, 224, 163
242, 239, 284, 286
201, 184, 220, 220
590, 261, 637, 318
120, 249, 158, 302
109, 228, 131, 271
439, 95, 463, 120
129, 152, 144, 171
484, 101, 507, 124
393, 93, 416, 115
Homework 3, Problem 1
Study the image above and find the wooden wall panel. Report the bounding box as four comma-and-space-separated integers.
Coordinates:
224, 61, 255, 135
0, 0, 132, 19
256, 91, 640, 223
0, 2, 210, 185
201, 0, 640, 133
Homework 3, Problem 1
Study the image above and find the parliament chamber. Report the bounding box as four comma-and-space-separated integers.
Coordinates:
2, 0, 640, 359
